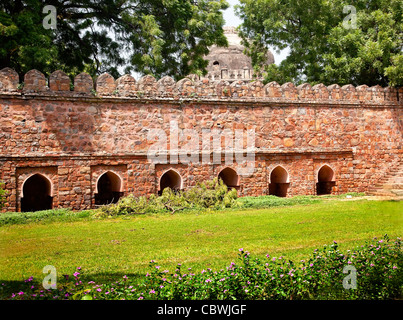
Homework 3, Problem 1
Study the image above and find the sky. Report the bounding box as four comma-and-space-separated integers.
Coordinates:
222, 0, 290, 64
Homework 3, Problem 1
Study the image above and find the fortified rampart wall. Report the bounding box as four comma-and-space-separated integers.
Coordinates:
0, 68, 401, 212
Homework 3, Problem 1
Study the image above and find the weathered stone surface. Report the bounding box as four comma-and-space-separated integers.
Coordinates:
23, 69, 47, 92
281, 82, 297, 100
96, 73, 116, 96
49, 70, 71, 91
264, 81, 281, 98
297, 83, 314, 99
157, 76, 175, 97
0, 68, 401, 212
312, 83, 329, 100
74, 72, 93, 93
137, 75, 157, 96
116, 74, 136, 97
0, 68, 19, 92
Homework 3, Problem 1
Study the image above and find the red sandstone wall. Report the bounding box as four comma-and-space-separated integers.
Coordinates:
0, 68, 401, 211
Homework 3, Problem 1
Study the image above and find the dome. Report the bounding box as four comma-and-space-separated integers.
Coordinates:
204, 27, 274, 80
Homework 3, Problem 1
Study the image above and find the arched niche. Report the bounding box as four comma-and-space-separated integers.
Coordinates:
316, 165, 336, 195
21, 174, 53, 212
269, 166, 290, 197
159, 169, 182, 195
95, 171, 123, 205
218, 167, 240, 190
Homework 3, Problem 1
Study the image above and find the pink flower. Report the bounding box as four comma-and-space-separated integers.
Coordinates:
149, 290, 155, 294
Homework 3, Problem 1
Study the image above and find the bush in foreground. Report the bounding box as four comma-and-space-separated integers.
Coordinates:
3, 235, 401, 300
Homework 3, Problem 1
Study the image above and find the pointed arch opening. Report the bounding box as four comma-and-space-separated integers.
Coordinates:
316, 165, 335, 195
95, 171, 123, 205
159, 169, 182, 195
269, 166, 289, 197
21, 174, 53, 212
218, 167, 240, 190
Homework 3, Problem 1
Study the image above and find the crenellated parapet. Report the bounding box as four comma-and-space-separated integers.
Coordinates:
0, 68, 401, 104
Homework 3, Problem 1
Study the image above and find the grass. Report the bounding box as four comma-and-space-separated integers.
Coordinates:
0, 196, 401, 288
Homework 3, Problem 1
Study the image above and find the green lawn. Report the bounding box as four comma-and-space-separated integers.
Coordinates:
0, 199, 402, 284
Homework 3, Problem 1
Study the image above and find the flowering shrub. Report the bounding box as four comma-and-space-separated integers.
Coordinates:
2, 236, 401, 300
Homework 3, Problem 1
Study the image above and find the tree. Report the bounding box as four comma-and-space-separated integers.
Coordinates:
0, 0, 229, 80
236, 0, 402, 86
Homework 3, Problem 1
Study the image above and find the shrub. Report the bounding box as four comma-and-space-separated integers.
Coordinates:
0, 181, 7, 210
4, 235, 402, 300
95, 178, 238, 217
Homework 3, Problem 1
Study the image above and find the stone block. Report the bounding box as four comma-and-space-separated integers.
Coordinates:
264, 81, 281, 98
116, 74, 136, 97
23, 69, 47, 92
74, 72, 93, 93
96, 73, 116, 96
49, 70, 71, 91
0, 68, 19, 92
297, 83, 314, 100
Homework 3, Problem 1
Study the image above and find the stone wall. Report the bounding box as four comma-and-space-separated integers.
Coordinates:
0, 68, 401, 211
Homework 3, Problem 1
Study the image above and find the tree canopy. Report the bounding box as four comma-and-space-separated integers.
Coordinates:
236, 0, 403, 86
0, 0, 229, 79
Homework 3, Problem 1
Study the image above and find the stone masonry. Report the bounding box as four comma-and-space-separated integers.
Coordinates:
0, 67, 402, 212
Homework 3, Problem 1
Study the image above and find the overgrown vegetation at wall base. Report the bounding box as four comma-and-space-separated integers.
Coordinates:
96, 178, 238, 217
0, 186, 367, 226
3, 235, 401, 300
0, 181, 6, 210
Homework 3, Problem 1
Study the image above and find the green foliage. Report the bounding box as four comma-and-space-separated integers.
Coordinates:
0, 0, 229, 79
237, 0, 403, 86
4, 236, 402, 300
95, 178, 238, 217
0, 181, 6, 210
0, 190, 365, 226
